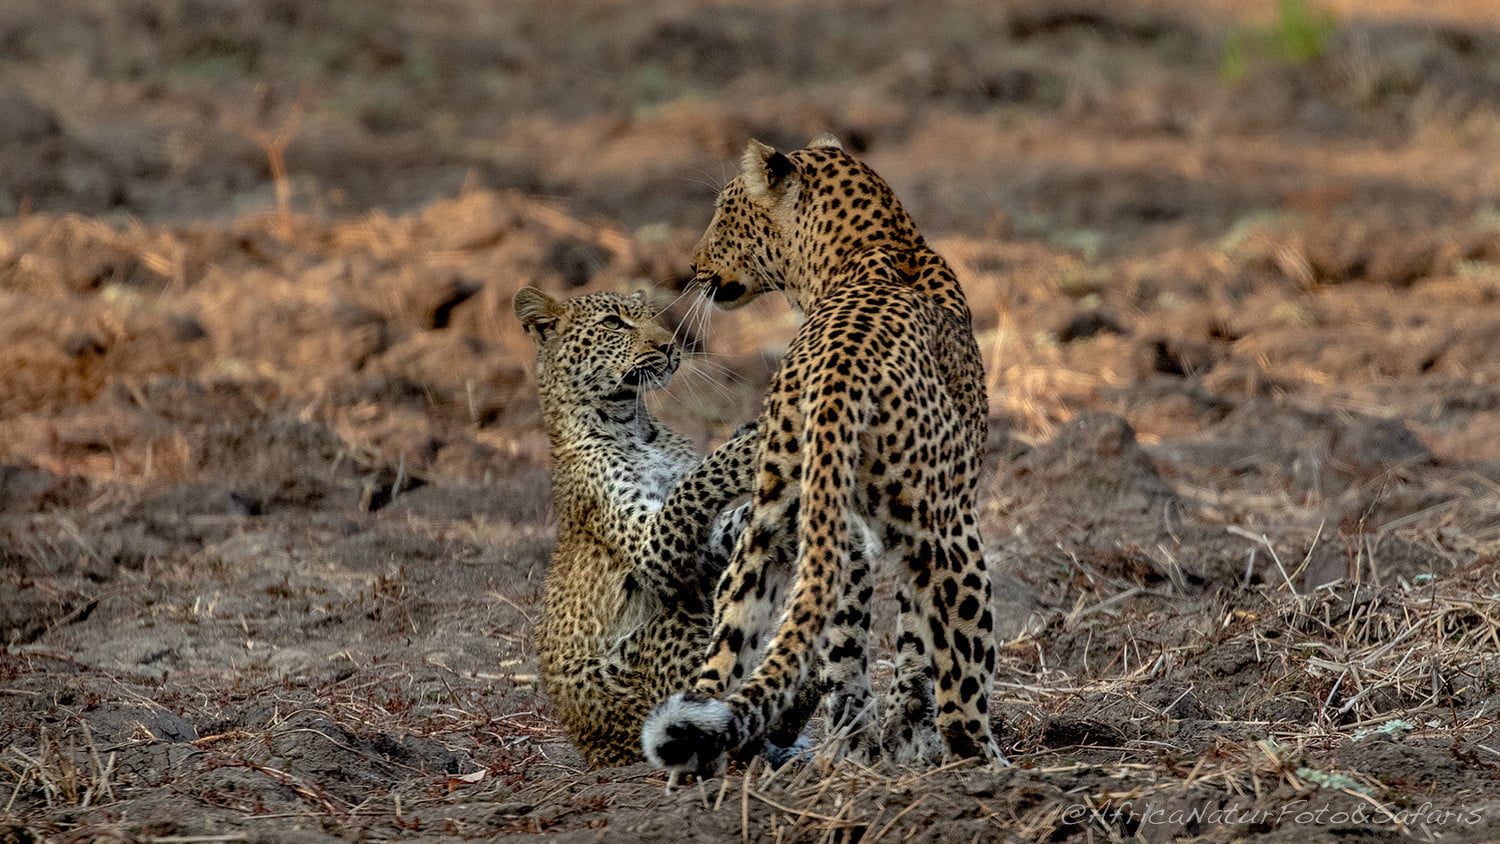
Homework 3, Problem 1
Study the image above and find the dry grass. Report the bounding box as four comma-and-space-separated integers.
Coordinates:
0, 189, 603, 487
941, 236, 1134, 440
2, 723, 116, 814
672, 562, 1500, 841
1273, 567, 1500, 726
982, 310, 1120, 441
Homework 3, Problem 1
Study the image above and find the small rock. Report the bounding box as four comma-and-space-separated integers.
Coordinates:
62, 331, 106, 357
0, 88, 61, 144
1329, 416, 1431, 475
1055, 309, 1123, 343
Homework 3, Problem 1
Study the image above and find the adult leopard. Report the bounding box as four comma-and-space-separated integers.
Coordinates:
642, 136, 1003, 780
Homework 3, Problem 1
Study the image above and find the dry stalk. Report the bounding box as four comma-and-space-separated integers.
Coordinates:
1, 757, 30, 817
741, 757, 754, 844
226, 85, 310, 242
1235, 567, 1500, 726
745, 786, 846, 824
79, 721, 115, 807
5, 723, 118, 810
1226, 525, 1298, 592
867, 793, 927, 843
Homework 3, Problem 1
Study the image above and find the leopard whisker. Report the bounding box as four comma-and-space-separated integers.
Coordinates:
668, 280, 709, 352
674, 360, 741, 406
654, 282, 700, 321
682, 354, 747, 387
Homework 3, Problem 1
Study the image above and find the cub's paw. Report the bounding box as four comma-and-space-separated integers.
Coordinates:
642, 693, 734, 785
882, 719, 944, 768
760, 734, 812, 770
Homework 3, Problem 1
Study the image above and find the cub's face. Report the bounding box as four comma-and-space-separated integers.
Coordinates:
515, 289, 681, 400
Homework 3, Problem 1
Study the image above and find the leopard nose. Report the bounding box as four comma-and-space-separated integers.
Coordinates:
656, 343, 673, 356
709, 280, 746, 303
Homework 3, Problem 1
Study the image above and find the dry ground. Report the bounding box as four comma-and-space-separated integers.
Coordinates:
3, 1, 1500, 841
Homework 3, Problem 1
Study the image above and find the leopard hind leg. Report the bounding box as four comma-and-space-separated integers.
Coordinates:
880, 576, 943, 766
815, 517, 880, 766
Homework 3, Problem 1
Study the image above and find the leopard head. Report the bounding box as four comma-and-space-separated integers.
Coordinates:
514, 288, 681, 404
688, 134, 849, 312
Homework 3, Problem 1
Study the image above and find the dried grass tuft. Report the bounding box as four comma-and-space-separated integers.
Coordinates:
3, 722, 116, 813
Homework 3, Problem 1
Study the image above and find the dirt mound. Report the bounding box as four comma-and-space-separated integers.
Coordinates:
1007, 411, 1178, 525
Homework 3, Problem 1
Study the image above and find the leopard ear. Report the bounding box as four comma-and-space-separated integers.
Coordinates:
741, 138, 796, 205
514, 287, 560, 340
807, 133, 843, 150
628, 287, 661, 312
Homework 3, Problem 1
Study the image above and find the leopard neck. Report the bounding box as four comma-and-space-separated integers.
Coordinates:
779, 184, 926, 312
783, 237, 934, 314
541, 388, 664, 461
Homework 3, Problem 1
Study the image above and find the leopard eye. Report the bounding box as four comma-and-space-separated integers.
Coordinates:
598, 314, 628, 330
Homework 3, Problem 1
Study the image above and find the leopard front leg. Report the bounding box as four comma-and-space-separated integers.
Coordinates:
635, 430, 759, 611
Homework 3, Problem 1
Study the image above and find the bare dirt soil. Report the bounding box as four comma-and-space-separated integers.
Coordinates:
3, 1, 1500, 841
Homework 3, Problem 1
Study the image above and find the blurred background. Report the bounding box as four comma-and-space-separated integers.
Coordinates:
2, 0, 1499, 502
2, 0, 1497, 226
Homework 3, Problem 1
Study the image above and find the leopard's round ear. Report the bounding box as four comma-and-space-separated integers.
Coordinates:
807, 133, 843, 151
514, 287, 560, 340
741, 138, 796, 205
628, 287, 672, 315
